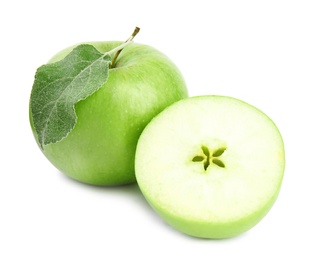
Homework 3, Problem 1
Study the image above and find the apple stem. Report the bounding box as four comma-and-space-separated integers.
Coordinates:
110, 27, 140, 68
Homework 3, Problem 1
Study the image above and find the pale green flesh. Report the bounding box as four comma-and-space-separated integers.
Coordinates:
30, 42, 188, 185
135, 96, 285, 238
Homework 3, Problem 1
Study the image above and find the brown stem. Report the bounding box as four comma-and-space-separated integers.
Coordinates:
110, 27, 140, 68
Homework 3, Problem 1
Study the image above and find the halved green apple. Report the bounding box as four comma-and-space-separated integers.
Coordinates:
135, 95, 285, 238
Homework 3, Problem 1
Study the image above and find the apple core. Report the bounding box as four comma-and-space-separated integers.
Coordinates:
192, 145, 227, 170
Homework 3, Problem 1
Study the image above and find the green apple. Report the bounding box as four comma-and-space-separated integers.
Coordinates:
135, 95, 285, 238
30, 41, 188, 185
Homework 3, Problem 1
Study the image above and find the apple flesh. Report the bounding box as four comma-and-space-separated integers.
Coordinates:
30, 41, 188, 185
135, 95, 285, 238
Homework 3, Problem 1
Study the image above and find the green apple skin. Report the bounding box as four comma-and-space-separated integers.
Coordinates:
143, 186, 281, 239
135, 96, 285, 238
30, 41, 188, 185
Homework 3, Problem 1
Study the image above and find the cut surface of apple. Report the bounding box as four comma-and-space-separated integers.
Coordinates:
135, 95, 285, 238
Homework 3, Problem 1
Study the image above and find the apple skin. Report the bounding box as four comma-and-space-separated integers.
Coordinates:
143, 185, 281, 239
30, 41, 188, 185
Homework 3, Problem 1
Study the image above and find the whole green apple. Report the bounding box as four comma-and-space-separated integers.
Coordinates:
30, 41, 188, 185
135, 95, 285, 238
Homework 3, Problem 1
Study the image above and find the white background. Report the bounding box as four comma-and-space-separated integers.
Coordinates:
1, 0, 312, 259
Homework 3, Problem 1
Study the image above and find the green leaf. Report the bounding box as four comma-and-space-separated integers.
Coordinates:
30, 44, 111, 149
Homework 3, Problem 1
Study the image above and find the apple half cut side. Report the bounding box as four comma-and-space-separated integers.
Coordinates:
135, 95, 285, 239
